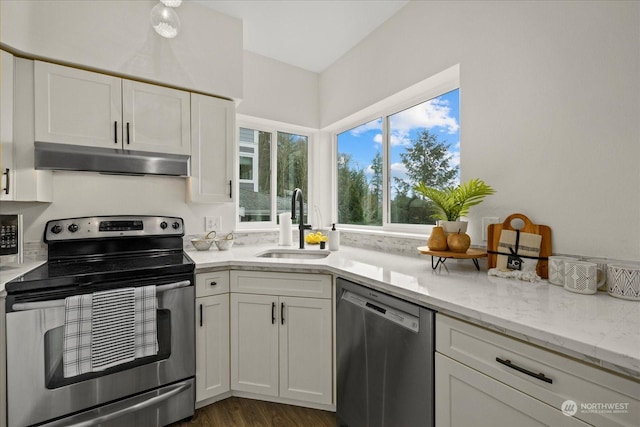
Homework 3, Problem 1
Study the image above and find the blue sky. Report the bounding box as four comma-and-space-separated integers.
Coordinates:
337, 89, 460, 196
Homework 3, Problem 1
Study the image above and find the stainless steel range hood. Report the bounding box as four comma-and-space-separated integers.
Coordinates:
34, 142, 190, 176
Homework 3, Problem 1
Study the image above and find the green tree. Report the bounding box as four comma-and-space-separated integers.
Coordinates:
392, 129, 458, 224
368, 151, 383, 224
258, 131, 271, 193
277, 132, 308, 201
397, 129, 458, 192
337, 153, 369, 224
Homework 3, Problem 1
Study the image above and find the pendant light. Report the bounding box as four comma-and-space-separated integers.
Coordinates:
150, 1, 181, 39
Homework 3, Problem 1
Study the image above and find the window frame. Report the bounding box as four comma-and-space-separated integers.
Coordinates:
331, 65, 460, 234
236, 115, 314, 231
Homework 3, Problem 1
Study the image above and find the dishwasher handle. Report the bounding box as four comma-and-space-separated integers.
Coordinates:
341, 289, 420, 333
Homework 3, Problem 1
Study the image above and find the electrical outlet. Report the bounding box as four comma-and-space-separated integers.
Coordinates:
482, 217, 500, 241
205, 216, 221, 233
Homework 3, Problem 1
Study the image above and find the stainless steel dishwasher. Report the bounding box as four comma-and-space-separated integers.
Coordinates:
336, 277, 434, 427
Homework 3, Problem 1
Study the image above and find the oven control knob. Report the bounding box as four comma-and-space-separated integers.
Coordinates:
172, 221, 181, 230
68, 224, 79, 233
51, 225, 62, 234
160, 221, 168, 229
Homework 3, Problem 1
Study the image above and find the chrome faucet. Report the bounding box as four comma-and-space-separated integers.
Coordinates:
291, 188, 312, 249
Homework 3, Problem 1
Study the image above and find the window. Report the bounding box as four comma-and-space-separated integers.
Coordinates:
337, 118, 383, 225
238, 125, 309, 225
336, 87, 460, 230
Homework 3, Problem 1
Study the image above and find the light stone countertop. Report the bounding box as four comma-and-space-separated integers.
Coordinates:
0, 261, 46, 295
187, 243, 640, 379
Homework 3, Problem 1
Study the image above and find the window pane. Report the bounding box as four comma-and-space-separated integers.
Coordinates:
389, 89, 460, 225
239, 156, 253, 180
277, 132, 308, 221
239, 127, 272, 222
336, 118, 383, 226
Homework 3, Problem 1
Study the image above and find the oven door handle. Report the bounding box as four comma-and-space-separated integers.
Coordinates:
155, 279, 191, 292
11, 280, 192, 311
44, 380, 192, 427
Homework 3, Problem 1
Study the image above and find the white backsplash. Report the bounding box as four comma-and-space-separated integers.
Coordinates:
23, 230, 634, 267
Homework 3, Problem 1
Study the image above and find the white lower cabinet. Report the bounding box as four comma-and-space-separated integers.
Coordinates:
436, 314, 640, 427
195, 271, 230, 404
436, 353, 588, 426
278, 295, 332, 403
196, 294, 230, 402
230, 271, 333, 406
230, 293, 280, 396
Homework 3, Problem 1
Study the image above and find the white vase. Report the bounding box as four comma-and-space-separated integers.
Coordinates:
439, 220, 468, 237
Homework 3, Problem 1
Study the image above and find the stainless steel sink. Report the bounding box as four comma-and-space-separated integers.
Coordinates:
255, 249, 330, 259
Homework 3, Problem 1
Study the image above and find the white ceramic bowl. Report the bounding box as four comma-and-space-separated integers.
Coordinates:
607, 264, 640, 301
214, 238, 234, 251
191, 238, 214, 251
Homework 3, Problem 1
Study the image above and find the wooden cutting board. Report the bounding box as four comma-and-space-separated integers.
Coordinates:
487, 213, 552, 278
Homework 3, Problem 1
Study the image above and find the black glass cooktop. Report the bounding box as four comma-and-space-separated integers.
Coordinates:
5, 251, 194, 294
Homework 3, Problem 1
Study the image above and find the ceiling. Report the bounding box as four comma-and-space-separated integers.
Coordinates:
192, 0, 409, 73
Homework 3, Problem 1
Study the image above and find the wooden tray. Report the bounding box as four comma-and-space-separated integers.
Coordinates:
417, 247, 487, 270
486, 213, 552, 278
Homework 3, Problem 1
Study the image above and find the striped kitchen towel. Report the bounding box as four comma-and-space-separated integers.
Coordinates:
91, 287, 136, 371
62, 286, 158, 378
63, 293, 94, 378
495, 229, 542, 273
134, 285, 158, 358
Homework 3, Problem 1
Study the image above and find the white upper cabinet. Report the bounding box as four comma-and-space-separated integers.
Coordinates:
2, 55, 52, 202
34, 61, 121, 148
122, 80, 190, 155
34, 61, 190, 155
1, 50, 15, 200
189, 94, 235, 203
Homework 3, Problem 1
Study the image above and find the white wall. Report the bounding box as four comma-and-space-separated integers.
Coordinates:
0, 0, 246, 242
3, 172, 235, 242
0, 0, 243, 100
2, 0, 638, 260
319, 0, 640, 260
239, 51, 319, 128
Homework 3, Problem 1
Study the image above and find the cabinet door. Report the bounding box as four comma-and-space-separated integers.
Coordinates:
189, 94, 235, 203
195, 294, 230, 403
279, 296, 333, 405
0, 50, 14, 200
230, 293, 279, 396
34, 61, 122, 148
122, 80, 190, 155
436, 353, 589, 427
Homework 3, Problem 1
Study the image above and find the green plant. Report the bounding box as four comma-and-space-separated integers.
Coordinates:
414, 178, 495, 221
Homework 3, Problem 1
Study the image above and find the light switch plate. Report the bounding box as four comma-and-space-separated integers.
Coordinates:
205, 216, 221, 233
482, 217, 500, 241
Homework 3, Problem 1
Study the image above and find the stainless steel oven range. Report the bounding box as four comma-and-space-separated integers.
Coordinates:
4, 215, 195, 427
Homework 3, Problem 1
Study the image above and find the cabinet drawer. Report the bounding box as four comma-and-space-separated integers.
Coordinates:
436, 353, 589, 427
436, 314, 640, 427
196, 271, 230, 297
230, 271, 331, 299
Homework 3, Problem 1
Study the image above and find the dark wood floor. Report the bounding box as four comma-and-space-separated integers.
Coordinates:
171, 397, 336, 427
